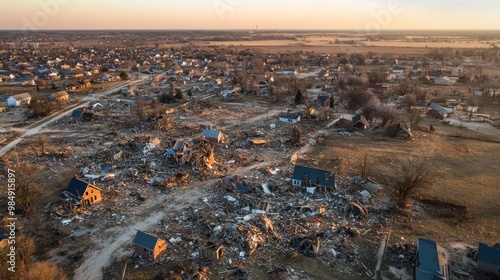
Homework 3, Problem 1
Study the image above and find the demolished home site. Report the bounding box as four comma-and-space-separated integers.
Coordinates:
0, 31, 499, 280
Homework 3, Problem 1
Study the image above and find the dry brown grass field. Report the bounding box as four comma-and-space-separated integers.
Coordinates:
307, 131, 500, 245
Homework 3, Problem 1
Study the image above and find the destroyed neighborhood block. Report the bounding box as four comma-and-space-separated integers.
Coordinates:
201, 129, 223, 143
475, 243, 500, 276
278, 112, 302, 124
291, 164, 335, 189
59, 177, 102, 208
415, 238, 449, 280
132, 231, 167, 261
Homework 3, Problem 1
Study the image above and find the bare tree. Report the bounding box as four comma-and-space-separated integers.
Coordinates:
340, 86, 375, 110
0, 233, 35, 279
16, 167, 41, 216
292, 125, 302, 146
30, 134, 50, 156
362, 98, 396, 126
135, 101, 147, 122
0, 233, 67, 280
401, 94, 417, 111
377, 104, 397, 126
392, 161, 431, 207
359, 154, 370, 178
392, 79, 416, 96
406, 108, 423, 129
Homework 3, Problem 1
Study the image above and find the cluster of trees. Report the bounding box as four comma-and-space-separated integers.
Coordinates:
0, 163, 68, 279
0, 233, 67, 280
159, 89, 183, 104
28, 92, 60, 117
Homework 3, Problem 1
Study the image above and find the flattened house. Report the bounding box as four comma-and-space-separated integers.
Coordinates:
132, 231, 167, 261
59, 177, 102, 208
278, 112, 302, 124
352, 114, 370, 130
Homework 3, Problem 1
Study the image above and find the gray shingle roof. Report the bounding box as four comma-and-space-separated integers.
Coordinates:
477, 243, 500, 266
416, 238, 448, 280
133, 231, 160, 250
59, 177, 99, 205
202, 129, 221, 139
292, 165, 335, 187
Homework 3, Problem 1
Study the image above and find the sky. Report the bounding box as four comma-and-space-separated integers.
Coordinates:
0, 0, 498, 30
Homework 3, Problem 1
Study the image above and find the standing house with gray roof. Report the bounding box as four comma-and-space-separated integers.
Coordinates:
132, 231, 167, 261
7, 93, 31, 107
476, 243, 500, 276
49, 90, 69, 102
415, 238, 449, 280
59, 177, 102, 208
291, 165, 335, 191
202, 129, 223, 143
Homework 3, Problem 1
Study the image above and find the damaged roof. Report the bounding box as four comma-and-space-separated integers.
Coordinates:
416, 238, 449, 280
292, 165, 335, 188
477, 243, 500, 267
71, 109, 84, 119
59, 177, 100, 205
352, 114, 369, 128
133, 231, 161, 250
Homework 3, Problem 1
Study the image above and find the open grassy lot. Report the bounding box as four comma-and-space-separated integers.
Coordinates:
307, 132, 500, 245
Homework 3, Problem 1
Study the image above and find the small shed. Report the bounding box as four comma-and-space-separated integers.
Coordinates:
132, 231, 167, 261
202, 129, 223, 143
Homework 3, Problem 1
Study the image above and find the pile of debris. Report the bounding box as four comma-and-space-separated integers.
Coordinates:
140, 172, 385, 277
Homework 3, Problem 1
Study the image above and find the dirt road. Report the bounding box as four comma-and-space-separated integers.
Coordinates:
73, 184, 207, 280
71, 106, 286, 280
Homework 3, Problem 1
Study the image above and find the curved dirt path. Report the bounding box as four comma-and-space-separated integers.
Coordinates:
73, 184, 207, 280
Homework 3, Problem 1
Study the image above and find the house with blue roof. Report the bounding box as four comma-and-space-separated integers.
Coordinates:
291, 164, 335, 190
476, 243, 500, 276
415, 238, 449, 280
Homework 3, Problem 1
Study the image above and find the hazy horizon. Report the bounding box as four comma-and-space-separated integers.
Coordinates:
0, 0, 498, 31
